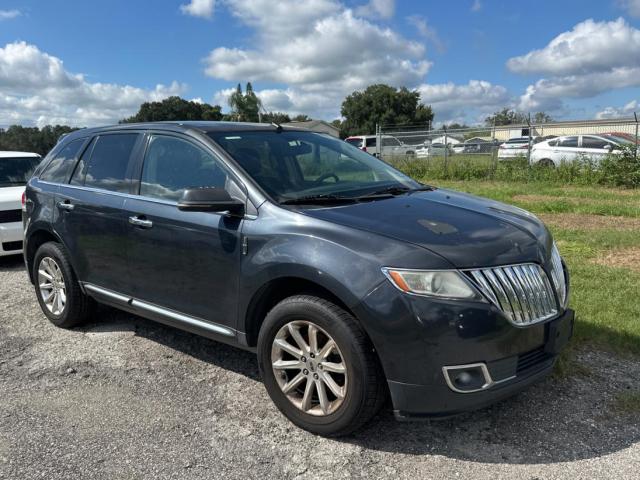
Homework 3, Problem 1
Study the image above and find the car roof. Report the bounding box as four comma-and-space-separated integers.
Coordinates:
0, 151, 41, 158
60, 121, 308, 143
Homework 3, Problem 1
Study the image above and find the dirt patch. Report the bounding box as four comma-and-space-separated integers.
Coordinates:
593, 247, 640, 272
537, 213, 640, 231
512, 194, 639, 207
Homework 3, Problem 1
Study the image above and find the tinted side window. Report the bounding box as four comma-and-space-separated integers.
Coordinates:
71, 134, 138, 192
365, 137, 377, 147
582, 136, 609, 149
382, 137, 400, 147
140, 135, 228, 201
40, 139, 85, 183
558, 137, 578, 148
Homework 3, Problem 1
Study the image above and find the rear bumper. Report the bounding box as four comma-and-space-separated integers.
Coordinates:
0, 221, 23, 256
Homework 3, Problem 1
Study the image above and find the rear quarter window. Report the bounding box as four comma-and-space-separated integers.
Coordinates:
40, 139, 86, 183
70, 133, 139, 192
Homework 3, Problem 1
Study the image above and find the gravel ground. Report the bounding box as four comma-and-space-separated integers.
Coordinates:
1, 254, 639, 479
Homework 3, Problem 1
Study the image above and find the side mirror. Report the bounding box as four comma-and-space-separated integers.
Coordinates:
603, 144, 612, 151
178, 187, 245, 216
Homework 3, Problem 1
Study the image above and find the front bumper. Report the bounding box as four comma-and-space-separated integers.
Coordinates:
353, 281, 574, 418
0, 221, 23, 256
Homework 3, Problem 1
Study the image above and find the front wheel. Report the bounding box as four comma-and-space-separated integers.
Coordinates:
258, 295, 386, 436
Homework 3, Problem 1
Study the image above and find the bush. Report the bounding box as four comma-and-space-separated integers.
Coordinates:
600, 146, 640, 188
386, 151, 639, 189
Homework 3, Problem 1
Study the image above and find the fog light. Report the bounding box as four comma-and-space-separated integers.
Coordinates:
443, 363, 493, 393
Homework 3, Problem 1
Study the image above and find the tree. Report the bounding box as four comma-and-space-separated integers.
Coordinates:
484, 108, 528, 127
291, 114, 311, 122
0, 125, 78, 155
340, 84, 434, 137
261, 111, 291, 124
121, 96, 222, 123
484, 108, 553, 127
532, 112, 553, 124
228, 83, 262, 122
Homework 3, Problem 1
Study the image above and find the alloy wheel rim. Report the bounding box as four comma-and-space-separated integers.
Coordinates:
271, 320, 348, 416
38, 257, 66, 315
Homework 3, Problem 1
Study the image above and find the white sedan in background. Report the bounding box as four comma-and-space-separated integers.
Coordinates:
0, 151, 41, 256
530, 134, 632, 166
415, 142, 450, 158
497, 137, 531, 159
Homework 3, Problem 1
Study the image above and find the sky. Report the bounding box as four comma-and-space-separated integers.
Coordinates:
0, 0, 639, 128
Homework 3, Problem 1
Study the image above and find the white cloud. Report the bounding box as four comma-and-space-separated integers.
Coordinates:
596, 99, 638, 119
0, 9, 21, 20
180, 0, 215, 19
407, 15, 445, 53
0, 41, 186, 127
508, 18, 640, 112
205, 0, 429, 118
507, 18, 640, 76
617, 0, 640, 17
417, 80, 512, 124
471, 0, 482, 12
355, 0, 395, 20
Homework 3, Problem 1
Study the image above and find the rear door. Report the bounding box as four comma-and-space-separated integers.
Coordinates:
57, 132, 143, 292
122, 132, 245, 330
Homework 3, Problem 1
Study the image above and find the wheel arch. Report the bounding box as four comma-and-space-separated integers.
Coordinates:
25, 227, 64, 284
243, 275, 360, 348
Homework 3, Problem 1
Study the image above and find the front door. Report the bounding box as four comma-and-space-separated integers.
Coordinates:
123, 133, 244, 330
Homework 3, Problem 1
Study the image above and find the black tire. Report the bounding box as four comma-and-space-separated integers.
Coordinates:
258, 295, 386, 436
32, 241, 94, 328
538, 158, 555, 167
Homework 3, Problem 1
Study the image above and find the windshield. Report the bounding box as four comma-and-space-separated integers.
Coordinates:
605, 135, 635, 146
208, 131, 421, 203
0, 156, 41, 186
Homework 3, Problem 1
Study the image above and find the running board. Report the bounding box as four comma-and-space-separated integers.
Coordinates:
82, 283, 235, 338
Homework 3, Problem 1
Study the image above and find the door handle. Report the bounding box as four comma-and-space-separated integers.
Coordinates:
129, 216, 153, 229
57, 201, 74, 211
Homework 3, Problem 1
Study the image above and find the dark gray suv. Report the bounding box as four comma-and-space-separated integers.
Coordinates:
23, 122, 573, 436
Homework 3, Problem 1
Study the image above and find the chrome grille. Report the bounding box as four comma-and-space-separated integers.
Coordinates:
468, 264, 558, 326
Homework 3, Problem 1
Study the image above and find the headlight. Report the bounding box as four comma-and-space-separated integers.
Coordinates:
382, 268, 484, 301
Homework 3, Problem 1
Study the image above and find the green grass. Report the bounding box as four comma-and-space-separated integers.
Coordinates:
413, 179, 640, 357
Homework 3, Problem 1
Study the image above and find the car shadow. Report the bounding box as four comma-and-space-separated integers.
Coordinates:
0, 254, 25, 272
79, 306, 261, 381
80, 306, 639, 465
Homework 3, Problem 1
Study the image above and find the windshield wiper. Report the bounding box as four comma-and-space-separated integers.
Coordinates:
280, 194, 358, 205
360, 184, 436, 198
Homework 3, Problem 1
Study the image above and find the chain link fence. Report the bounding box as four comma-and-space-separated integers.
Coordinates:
375, 116, 639, 182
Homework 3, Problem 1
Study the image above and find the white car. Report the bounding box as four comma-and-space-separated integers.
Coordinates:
530, 134, 632, 166
0, 151, 41, 256
345, 135, 415, 157
415, 142, 450, 158
498, 137, 531, 159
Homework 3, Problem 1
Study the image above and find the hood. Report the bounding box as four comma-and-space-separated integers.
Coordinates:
300, 188, 551, 268
0, 186, 24, 210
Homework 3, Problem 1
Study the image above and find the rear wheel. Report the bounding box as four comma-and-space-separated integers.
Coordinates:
33, 242, 94, 328
258, 295, 386, 436
538, 158, 555, 167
